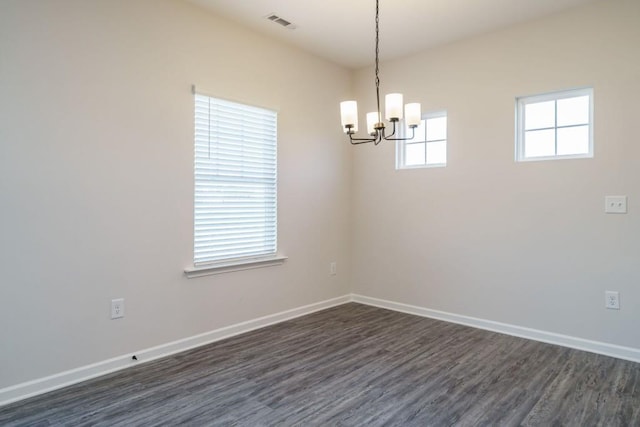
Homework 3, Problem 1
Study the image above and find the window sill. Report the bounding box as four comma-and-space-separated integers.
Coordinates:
397, 163, 446, 170
184, 255, 288, 278
516, 153, 593, 162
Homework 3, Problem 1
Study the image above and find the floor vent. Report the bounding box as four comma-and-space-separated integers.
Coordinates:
266, 14, 297, 30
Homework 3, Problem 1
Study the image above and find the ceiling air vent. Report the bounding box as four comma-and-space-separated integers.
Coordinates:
265, 13, 297, 30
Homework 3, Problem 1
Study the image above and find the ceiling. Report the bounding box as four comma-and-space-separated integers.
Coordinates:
186, 0, 599, 69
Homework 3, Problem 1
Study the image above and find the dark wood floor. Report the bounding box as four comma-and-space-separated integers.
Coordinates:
1, 303, 639, 426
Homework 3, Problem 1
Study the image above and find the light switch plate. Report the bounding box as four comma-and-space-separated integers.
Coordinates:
329, 262, 337, 276
605, 196, 627, 214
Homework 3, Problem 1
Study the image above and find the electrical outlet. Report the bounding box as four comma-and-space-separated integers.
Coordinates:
329, 262, 337, 276
605, 291, 620, 310
111, 298, 125, 319
605, 196, 627, 214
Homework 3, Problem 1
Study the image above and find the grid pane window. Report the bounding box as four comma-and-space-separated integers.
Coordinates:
397, 111, 447, 169
516, 88, 593, 161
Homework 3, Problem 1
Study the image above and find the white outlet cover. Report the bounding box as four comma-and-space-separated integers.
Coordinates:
605, 196, 627, 214
605, 291, 620, 310
111, 298, 125, 319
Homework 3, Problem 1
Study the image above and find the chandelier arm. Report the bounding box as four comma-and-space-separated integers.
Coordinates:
386, 119, 398, 138
381, 123, 418, 141
348, 134, 378, 144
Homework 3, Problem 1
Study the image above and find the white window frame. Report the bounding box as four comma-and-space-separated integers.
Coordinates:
396, 111, 447, 170
185, 91, 286, 278
516, 87, 594, 162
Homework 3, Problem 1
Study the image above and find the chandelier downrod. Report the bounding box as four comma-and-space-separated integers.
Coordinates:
374, 0, 382, 130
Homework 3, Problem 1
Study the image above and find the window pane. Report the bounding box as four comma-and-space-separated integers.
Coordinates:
557, 96, 589, 127
426, 141, 446, 165
525, 100, 555, 130
405, 142, 426, 166
426, 116, 447, 141
557, 125, 589, 155
524, 129, 555, 157
406, 119, 426, 143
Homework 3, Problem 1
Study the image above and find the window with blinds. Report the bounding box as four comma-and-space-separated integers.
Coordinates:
194, 94, 277, 265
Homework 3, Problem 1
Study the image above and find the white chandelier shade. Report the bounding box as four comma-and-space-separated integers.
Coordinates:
340, 101, 358, 133
340, 99, 422, 137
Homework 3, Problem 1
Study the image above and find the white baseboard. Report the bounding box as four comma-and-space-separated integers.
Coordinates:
351, 294, 640, 364
0, 295, 351, 407
4, 293, 639, 407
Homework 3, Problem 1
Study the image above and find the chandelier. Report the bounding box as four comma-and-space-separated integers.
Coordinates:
340, 0, 421, 145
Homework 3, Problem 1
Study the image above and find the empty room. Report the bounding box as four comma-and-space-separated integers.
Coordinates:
1, 0, 639, 425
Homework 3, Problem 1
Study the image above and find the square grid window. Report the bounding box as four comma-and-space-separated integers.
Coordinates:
516, 87, 593, 161
396, 111, 447, 169
193, 93, 278, 265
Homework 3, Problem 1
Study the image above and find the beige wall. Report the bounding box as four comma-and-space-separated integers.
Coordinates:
0, 0, 352, 389
351, 0, 640, 348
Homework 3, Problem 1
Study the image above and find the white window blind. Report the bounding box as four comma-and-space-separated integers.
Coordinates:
194, 94, 277, 265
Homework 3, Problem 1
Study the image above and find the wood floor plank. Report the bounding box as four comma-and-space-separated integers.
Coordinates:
1, 303, 639, 426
